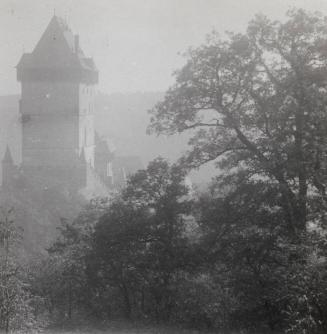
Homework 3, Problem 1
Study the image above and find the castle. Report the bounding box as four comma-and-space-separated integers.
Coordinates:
1, 16, 142, 198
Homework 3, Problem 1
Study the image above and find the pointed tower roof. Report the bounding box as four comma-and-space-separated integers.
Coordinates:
34, 15, 81, 56
2, 146, 13, 165
17, 15, 98, 83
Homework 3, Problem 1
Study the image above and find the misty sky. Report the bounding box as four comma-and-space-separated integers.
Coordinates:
1, 0, 327, 95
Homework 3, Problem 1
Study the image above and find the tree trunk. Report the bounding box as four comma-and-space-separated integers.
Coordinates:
68, 280, 72, 320
121, 282, 131, 319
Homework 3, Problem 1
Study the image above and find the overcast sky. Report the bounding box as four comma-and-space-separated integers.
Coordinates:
1, 0, 327, 95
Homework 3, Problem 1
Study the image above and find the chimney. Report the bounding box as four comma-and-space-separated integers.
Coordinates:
74, 35, 79, 53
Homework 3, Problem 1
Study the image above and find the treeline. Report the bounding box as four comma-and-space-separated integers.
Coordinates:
2, 8, 327, 333
3, 156, 326, 333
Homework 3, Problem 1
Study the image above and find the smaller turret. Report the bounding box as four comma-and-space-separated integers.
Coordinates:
2, 146, 15, 189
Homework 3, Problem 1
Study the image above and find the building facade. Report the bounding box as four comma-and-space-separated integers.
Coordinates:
15, 16, 99, 192
1, 16, 143, 197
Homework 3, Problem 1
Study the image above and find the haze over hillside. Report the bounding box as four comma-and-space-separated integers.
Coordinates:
94, 92, 192, 161
0, 92, 214, 185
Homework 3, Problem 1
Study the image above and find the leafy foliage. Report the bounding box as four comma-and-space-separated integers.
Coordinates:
91, 158, 193, 321
0, 208, 42, 333
149, 9, 327, 234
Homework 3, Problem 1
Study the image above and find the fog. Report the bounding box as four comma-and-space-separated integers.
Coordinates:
1, 0, 327, 186
1, 0, 327, 95
1, 2, 327, 333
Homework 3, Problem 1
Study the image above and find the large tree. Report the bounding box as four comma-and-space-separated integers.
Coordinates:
0, 208, 38, 333
92, 158, 193, 321
148, 9, 327, 233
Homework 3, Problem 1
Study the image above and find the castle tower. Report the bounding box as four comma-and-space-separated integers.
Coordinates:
16, 16, 98, 190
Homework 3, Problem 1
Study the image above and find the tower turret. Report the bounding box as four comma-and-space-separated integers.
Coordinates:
16, 15, 98, 191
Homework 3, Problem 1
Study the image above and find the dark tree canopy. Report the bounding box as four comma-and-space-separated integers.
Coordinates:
91, 158, 193, 321
149, 9, 327, 233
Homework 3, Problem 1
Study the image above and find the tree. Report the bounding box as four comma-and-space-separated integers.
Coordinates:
122, 158, 193, 321
92, 158, 193, 321
92, 197, 150, 319
43, 198, 110, 320
148, 9, 327, 234
196, 175, 288, 331
0, 207, 37, 333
